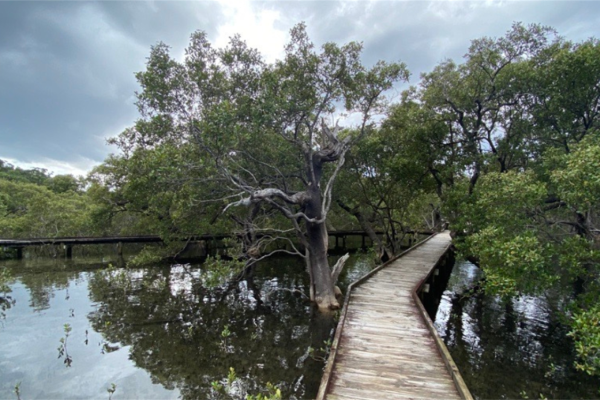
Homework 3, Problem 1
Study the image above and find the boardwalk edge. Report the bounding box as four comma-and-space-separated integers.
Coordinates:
412, 241, 474, 400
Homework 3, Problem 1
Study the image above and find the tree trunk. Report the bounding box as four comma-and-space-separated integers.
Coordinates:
336, 199, 392, 261
306, 184, 339, 311
307, 219, 339, 311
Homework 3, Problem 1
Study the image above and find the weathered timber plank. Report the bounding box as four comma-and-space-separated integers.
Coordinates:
335, 351, 448, 371
330, 375, 459, 397
340, 333, 438, 350
335, 348, 444, 365
327, 386, 458, 400
336, 365, 454, 383
344, 319, 430, 334
335, 361, 449, 379
335, 372, 456, 394
361, 276, 426, 286
344, 310, 421, 321
356, 271, 443, 283
346, 300, 420, 311
349, 294, 416, 304
335, 341, 440, 358
360, 277, 425, 286
331, 374, 459, 398
340, 324, 430, 339
345, 316, 420, 327
345, 306, 421, 316
351, 288, 415, 297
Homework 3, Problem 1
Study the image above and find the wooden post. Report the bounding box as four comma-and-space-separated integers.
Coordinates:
116, 242, 123, 256
64, 244, 72, 259
361, 234, 366, 249
199, 240, 207, 257
16, 247, 23, 259
335, 236, 339, 248
342, 236, 346, 248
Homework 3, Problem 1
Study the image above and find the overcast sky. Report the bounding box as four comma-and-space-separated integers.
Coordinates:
1, 0, 599, 176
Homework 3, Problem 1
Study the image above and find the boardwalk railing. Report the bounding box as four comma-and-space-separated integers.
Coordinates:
1, 230, 433, 260
0, 230, 434, 248
317, 231, 473, 400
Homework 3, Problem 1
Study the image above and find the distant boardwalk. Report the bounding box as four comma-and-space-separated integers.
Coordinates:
318, 231, 472, 400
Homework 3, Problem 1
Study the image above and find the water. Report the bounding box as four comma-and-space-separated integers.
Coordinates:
8, 248, 598, 399
0, 254, 373, 400
434, 260, 600, 399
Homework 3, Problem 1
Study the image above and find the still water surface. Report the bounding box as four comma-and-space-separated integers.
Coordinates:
0, 254, 372, 400
5, 254, 599, 399
434, 260, 600, 399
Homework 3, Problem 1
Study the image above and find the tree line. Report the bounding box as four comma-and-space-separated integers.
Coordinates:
1, 22, 599, 374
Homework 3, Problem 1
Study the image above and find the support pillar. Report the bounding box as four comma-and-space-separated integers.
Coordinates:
16, 247, 23, 259
116, 242, 123, 256
199, 240, 207, 257
64, 244, 72, 259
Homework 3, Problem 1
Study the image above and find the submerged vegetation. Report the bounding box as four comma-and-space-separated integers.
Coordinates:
1, 22, 599, 379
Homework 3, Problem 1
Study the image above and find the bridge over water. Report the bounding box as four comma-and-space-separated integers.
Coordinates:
0, 230, 432, 259
318, 231, 472, 400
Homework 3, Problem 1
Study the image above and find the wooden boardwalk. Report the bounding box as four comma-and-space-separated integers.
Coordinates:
318, 232, 472, 400
0, 230, 427, 247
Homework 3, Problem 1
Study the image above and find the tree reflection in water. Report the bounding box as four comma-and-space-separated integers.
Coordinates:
0, 268, 15, 320
435, 260, 600, 399
87, 257, 334, 400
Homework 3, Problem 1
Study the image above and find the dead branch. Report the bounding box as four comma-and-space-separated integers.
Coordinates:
223, 188, 309, 213
331, 253, 350, 284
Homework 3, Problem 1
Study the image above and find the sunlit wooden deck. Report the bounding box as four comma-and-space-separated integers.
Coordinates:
318, 231, 472, 400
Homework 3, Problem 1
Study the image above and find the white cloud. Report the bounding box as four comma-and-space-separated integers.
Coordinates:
214, 0, 287, 62
0, 156, 99, 177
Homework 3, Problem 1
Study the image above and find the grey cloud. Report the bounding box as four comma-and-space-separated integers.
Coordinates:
0, 1, 226, 171
260, 1, 600, 79
94, 2, 226, 55
1, 0, 599, 176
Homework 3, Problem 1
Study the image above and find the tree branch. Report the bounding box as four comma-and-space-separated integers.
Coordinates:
331, 253, 350, 284
223, 188, 309, 212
